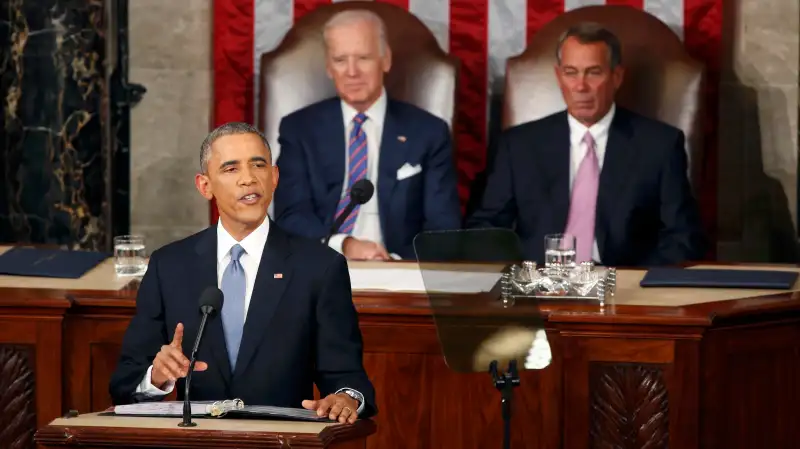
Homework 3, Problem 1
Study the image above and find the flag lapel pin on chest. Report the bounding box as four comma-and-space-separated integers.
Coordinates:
274, 273, 283, 279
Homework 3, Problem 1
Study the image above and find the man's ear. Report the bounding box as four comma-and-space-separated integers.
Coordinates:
382, 46, 392, 73
195, 173, 213, 200
612, 65, 625, 90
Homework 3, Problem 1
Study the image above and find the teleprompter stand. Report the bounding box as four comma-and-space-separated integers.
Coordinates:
489, 360, 519, 449
490, 359, 520, 449
413, 229, 551, 449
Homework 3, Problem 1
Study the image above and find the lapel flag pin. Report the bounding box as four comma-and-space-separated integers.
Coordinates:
397, 135, 407, 142
274, 273, 283, 279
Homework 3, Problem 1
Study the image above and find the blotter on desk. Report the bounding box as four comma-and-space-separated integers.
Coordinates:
0, 247, 108, 278
640, 267, 799, 290
110, 401, 334, 422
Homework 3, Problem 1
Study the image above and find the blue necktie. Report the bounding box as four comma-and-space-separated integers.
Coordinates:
221, 244, 246, 370
335, 113, 368, 234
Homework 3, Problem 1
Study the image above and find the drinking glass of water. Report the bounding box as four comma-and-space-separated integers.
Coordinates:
114, 235, 148, 277
544, 233, 576, 269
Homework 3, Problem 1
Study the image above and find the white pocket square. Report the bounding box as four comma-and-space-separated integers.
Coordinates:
396, 163, 422, 181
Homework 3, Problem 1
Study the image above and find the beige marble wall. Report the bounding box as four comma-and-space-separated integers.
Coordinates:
717, 0, 800, 261
128, 0, 213, 251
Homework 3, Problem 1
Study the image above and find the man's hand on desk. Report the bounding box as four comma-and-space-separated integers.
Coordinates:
151, 323, 207, 388
302, 393, 360, 424
342, 237, 390, 261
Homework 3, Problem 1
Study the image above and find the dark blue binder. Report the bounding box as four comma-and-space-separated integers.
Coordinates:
0, 247, 109, 279
640, 267, 799, 290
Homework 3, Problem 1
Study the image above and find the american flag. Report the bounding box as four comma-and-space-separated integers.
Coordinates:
212, 0, 722, 233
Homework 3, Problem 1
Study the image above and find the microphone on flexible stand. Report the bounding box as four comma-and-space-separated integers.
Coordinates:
323, 179, 375, 246
178, 287, 224, 428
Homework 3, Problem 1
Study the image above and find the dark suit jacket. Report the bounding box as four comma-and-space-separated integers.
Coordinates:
109, 222, 377, 418
273, 97, 461, 259
466, 107, 706, 266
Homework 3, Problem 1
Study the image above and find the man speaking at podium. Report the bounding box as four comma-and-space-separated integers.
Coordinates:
109, 123, 376, 423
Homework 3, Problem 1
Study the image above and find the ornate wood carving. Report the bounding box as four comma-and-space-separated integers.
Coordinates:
0, 345, 36, 449
589, 363, 669, 449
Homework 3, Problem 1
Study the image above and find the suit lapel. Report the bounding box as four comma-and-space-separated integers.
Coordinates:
545, 113, 571, 233
232, 221, 292, 379
377, 100, 406, 236
319, 99, 346, 224
192, 228, 233, 386
596, 109, 636, 258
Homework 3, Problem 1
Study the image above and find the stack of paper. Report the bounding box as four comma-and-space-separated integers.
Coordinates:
347, 264, 503, 293
114, 401, 214, 416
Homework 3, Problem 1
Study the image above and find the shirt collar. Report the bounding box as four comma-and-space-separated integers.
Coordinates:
340, 88, 387, 126
216, 217, 270, 264
567, 103, 616, 146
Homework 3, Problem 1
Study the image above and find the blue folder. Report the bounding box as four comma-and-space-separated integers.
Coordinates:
640, 267, 798, 290
0, 247, 109, 279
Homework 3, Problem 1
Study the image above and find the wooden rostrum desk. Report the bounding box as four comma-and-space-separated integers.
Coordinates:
1, 254, 799, 449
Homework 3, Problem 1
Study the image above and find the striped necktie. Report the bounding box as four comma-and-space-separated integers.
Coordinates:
334, 113, 368, 234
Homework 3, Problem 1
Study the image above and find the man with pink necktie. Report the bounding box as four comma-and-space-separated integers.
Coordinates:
466, 23, 706, 266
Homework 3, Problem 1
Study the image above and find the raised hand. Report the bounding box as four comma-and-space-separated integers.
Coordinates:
151, 323, 208, 388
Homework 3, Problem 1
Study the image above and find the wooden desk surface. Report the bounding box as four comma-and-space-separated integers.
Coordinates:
1, 255, 799, 327
46, 412, 335, 434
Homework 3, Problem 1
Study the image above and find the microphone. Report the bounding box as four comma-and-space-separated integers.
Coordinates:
323, 179, 374, 246
179, 287, 224, 428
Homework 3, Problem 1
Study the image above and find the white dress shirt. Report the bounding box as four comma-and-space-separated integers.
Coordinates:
135, 218, 364, 413
566, 103, 616, 263
327, 89, 388, 255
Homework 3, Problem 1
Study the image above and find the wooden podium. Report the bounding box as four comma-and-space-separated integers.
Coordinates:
34, 413, 376, 448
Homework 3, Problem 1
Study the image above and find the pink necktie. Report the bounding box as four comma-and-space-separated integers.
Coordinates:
565, 132, 600, 262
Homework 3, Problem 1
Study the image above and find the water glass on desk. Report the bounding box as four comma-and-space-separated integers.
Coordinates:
544, 233, 576, 269
114, 235, 147, 277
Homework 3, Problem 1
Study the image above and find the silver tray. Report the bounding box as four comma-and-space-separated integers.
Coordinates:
499, 261, 617, 304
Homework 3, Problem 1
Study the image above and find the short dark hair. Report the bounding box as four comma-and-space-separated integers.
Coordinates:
556, 22, 622, 69
199, 122, 272, 173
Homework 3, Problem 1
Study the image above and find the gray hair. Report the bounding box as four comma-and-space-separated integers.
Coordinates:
556, 22, 622, 69
199, 122, 272, 173
323, 9, 389, 56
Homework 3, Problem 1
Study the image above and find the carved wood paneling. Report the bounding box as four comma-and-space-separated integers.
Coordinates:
0, 345, 36, 449
589, 363, 668, 449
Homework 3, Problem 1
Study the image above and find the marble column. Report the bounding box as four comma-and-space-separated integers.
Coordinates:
0, 0, 122, 251
717, 0, 800, 262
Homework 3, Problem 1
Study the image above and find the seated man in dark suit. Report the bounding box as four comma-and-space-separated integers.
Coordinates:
273, 9, 461, 261
109, 122, 375, 423
466, 23, 706, 266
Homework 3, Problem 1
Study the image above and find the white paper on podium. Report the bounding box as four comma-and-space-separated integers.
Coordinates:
114, 401, 213, 416
347, 267, 503, 293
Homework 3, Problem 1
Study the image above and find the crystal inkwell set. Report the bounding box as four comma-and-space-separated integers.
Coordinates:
498, 233, 617, 306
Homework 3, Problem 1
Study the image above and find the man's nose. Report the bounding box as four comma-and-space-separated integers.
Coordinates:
346, 60, 358, 77
575, 76, 589, 92
239, 168, 256, 185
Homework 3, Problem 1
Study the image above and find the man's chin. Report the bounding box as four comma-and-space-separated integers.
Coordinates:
570, 108, 599, 123
233, 207, 268, 223
341, 91, 377, 107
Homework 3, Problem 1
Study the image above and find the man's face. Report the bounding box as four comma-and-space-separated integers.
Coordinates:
195, 133, 278, 232
555, 36, 623, 125
325, 19, 391, 111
